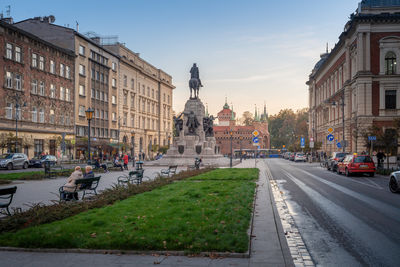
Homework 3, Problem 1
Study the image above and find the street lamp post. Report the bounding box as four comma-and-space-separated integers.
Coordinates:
117, 117, 121, 157
9, 93, 26, 153
239, 135, 243, 163
332, 91, 345, 153
85, 108, 94, 162
131, 131, 135, 159
230, 129, 233, 168
168, 135, 171, 148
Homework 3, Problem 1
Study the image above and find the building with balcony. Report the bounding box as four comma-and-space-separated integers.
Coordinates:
307, 0, 400, 154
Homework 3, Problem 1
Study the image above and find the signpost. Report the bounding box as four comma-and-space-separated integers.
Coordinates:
300, 137, 305, 148
368, 136, 376, 155
252, 136, 259, 146
327, 134, 334, 145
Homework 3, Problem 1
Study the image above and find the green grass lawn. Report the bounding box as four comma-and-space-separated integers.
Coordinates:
0, 171, 45, 181
0, 168, 257, 253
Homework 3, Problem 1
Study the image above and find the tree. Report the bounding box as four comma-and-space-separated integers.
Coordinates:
240, 111, 254, 126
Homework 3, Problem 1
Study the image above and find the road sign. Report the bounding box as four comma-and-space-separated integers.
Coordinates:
337, 142, 342, 148
327, 134, 334, 142
252, 130, 259, 137
300, 137, 305, 148
327, 127, 334, 134
252, 136, 259, 143
309, 141, 314, 148
310, 137, 314, 142
368, 136, 376, 141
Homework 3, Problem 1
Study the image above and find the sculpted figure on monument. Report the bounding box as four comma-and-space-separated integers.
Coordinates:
189, 63, 203, 99
185, 111, 200, 134
173, 113, 184, 137
203, 115, 215, 137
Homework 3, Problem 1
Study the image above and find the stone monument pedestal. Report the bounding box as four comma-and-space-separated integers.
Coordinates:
154, 98, 234, 167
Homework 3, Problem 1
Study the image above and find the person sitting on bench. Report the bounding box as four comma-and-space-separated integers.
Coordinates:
94, 157, 108, 173
114, 157, 123, 171
63, 166, 83, 200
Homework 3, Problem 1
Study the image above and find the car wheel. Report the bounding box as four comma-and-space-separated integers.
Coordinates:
369, 172, 374, 177
345, 168, 351, 177
7, 163, 13, 170
23, 162, 28, 169
389, 177, 399, 193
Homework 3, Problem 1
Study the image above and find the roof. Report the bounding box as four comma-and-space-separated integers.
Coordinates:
0, 20, 74, 57
361, 0, 400, 7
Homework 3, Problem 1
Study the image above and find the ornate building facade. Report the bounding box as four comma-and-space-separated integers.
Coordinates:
214, 101, 270, 156
307, 0, 400, 154
0, 20, 75, 158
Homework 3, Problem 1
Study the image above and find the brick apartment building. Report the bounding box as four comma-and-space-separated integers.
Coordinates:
307, 0, 400, 154
0, 19, 75, 158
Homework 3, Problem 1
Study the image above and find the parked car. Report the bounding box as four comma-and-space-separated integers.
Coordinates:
337, 154, 375, 177
327, 152, 349, 172
0, 153, 29, 170
289, 153, 296, 161
29, 155, 58, 168
294, 153, 306, 162
283, 152, 290, 159
389, 170, 400, 193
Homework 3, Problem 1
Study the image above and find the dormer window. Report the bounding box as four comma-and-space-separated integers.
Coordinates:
385, 51, 396, 75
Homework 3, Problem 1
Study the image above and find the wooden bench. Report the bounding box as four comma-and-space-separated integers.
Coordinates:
106, 162, 123, 171
0, 186, 17, 216
59, 176, 101, 201
45, 164, 70, 178
117, 169, 145, 185
160, 165, 178, 177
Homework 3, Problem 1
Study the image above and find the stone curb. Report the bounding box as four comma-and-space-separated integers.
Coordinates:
264, 161, 295, 267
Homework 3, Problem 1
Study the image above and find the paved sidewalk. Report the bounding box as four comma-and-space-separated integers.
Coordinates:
0, 159, 292, 267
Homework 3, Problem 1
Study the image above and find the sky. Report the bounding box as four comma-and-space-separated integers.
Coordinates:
4, 0, 361, 118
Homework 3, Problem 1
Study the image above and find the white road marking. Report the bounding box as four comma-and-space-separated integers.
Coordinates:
283, 170, 400, 267
299, 169, 400, 222
365, 178, 383, 189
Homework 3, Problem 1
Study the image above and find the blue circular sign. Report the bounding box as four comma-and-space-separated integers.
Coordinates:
327, 134, 334, 142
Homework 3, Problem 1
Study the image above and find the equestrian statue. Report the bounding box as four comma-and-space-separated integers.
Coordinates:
189, 63, 203, 99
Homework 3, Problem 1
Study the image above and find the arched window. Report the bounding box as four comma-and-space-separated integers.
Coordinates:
385, 51, 396, 75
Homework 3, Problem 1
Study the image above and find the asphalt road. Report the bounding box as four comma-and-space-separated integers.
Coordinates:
266, 158, 400, 267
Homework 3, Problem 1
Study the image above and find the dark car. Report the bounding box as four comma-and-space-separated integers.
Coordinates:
29, 155, 58, 168
327, 152, 349, 172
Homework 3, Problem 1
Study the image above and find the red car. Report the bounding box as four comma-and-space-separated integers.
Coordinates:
337, 154, 376, 177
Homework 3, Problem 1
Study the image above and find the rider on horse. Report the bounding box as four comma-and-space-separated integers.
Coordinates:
189, 63, 203, 99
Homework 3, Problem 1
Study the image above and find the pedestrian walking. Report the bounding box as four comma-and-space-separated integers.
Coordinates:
123, 154, 129, 170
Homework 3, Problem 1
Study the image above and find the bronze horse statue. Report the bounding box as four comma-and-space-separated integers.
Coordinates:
189, 63, 203, 99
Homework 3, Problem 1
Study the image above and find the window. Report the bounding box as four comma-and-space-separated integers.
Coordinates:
49, 109, 55, 124
112, 112, 116, 121
91, 68, 95, 79
66, 66, 71, 79
123, 93, 128, 105
112, 95, 116, 104
101, 91, 104, 101
6, 103, 12, 119
96, 90, 100, 100
39, 56, 44, 70
39, 108, 44, 123
6, 43, 12, 59
101, 110, 104, 119
15, 74, 22, 90
131, 79, 134, 89
100, 73, 104, 83
124, 75, 127, 87
50, 60, 55, 74
15, 47, 21, 62
96, 71, 100, 80
112, 62, 116, 71
147, 87, 150, 96
31, 80, 38, 94
79, 85, 85, 96
6, 72, 12, 88
60, 114, 64, 125
131, 94, 135, 107
32, 53, 37, 67
60, 87, 65, 100
152, 89, 154, 98
131, 114, 134, 127
79, 45, 85, 56
50, 84, 56, 98
78, 106, 85, 116
163, 93, 166, 102
95, 109, 99, 119
34, 139, 44, 157
385, 90, 397, 109
105, 92, 108, 102
385, 52, 396, 75
39, 81, 45, 95
32, 107, 37, 122
66, 88, 70, 101
168, 95, 170, 104
60, 63, 65, 77
79, 64, 85, 76
105, 111, 108, 120
112, 78, 116, 87
91, 88, 95, 99
123, 112, 127, 126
